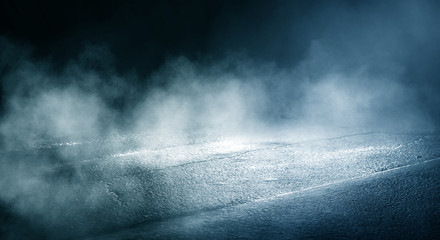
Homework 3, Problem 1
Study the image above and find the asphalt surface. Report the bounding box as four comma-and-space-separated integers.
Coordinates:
1, 130, 440, 239
90, 157, 440, 240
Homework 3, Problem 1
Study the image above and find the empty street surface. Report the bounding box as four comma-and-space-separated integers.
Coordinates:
2, 129, 440, 239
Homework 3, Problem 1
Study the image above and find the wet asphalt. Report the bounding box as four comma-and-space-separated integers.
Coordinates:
1, 131, 440, 239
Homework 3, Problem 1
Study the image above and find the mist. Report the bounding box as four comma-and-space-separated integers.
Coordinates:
1, 0, 440, 238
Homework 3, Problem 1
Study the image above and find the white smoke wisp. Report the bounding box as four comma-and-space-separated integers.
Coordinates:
133, 57, 267, 138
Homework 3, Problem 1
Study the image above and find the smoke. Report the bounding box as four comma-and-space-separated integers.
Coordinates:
0, 41, 273, 238
1, 0, 440, 238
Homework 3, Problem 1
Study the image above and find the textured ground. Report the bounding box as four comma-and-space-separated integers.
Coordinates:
90, 156, 440, 240
1, 129, 440, 239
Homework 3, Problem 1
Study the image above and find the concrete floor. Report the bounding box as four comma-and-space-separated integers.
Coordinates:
1, 130, 440, 239
92, 157, 440, 240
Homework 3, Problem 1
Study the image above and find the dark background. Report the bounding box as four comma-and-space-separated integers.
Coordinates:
0, 0, 321, 73
1, 0, 440, 125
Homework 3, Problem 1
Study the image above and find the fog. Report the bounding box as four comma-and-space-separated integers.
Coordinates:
1, 0, 440, 238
